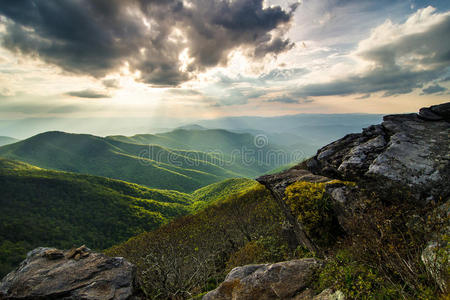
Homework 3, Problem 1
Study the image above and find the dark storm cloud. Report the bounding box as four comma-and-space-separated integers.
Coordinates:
266, 96, 299, 104
355, 93, 371, 99
292, 11, 450, 97
0, 0, 296, 86
102, 79, 120, 89
421, 84, 447, 95
66, 89, 110, 99
266, 94, 313, 104
292, 67, 442, 98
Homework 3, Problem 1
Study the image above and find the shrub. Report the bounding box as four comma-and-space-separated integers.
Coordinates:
316, 250, 399, 299
226, 237, 290, 271
284, 181, 349, 246
339, 189, 448, 299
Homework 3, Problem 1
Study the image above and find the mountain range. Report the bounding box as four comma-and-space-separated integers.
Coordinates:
0, 136, 18, 147
0, 129, 285, 192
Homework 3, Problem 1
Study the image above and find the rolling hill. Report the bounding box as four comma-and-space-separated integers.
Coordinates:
0, 158, 256, 277
0, 136, 18, 147
0, 131, 274, 192
107, 128, 299, 176
107, 128, 284, 156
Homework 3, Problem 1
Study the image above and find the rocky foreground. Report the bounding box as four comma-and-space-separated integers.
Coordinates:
0, 246, 141, 300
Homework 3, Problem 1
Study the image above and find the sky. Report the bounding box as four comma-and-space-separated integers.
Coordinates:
0, 0, 449, 121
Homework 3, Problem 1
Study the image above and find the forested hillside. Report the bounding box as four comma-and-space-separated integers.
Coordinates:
107, 128, 295, 173
0, 158, 256, 277
106, 182, 287, 299
107, 128, 275, 154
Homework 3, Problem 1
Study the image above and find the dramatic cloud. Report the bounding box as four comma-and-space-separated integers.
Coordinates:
214, 67, 309, 88
258, 68, 309, 81
0, 0, 297, 86
166, 89, 202, 96
66, 89, 110, 99
292, 68, 441, 97
293, 6, 450, 97
422, 84, 447, 95
266, 96, 300, 104
102, 79, 120, 89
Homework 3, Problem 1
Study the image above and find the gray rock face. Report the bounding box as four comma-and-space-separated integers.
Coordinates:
421, 242, 449, 294
258, 168, 330, 196
306, 102, 450, 202
324, 183, 359, 233
291, 288, 345, 300
418, 107, 443, 121
430, 102, 450, 121
203, 259, 323, 300
311, 289, 345, 300
0, 247, 140, 300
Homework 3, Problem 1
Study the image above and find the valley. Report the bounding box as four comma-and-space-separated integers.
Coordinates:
0, 157, 256, 277
0, 129, 286, 192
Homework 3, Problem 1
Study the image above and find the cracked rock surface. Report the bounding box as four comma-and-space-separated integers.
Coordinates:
203, 259, 323, 300
306, 102, 450, 202
0, 247, 141, 300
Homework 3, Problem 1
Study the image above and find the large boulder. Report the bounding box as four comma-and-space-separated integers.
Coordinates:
203, 258, 323, 300
306, 102, 450, 202
0, 246, 141, 300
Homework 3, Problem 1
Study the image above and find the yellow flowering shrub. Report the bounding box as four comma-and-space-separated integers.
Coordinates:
284, 180, 354, 246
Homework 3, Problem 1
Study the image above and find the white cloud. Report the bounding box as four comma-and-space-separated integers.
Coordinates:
290, 6, 450, 98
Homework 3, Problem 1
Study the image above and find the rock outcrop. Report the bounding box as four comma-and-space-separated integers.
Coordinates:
306, 102, 450, 202
258, 168, 330, 197
203, 259, 324, 300
257, 103, 449, 242
210, 103, 449, 300
0, 246, 141, 300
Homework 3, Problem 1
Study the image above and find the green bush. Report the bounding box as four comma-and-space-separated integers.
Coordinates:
226, 236, 290, 271
284, 181, 351, 246
317, 250, 399, 299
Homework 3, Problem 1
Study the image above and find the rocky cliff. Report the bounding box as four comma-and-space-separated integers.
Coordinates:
206, 103, 449, 300
257, 102, 449, 250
